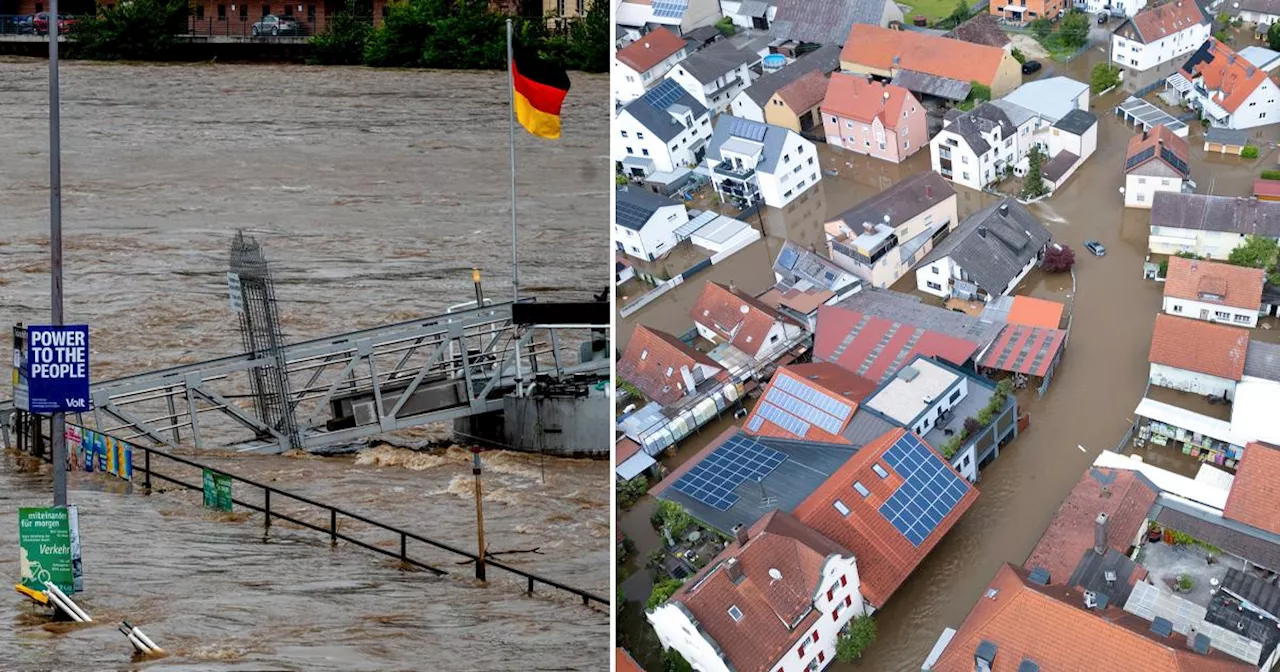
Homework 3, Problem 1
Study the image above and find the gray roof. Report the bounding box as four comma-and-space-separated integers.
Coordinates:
989, 100, 1037, 129
999, 76, 1089, 123
1239, 45, 1280, 69
738, 0, 771, 17
1153, 496, 1280, 573
1053, 108, 1098, 136
655, 429, 857, 536
1041, 151, 1079, 183
890, 70, 971, 102
919, 199, 1053, 297
683, 25, 723, 48
943, 102, 1016, 157
1237, 0, 1280, 16
1245, 340, 1280, 382
672, 41, 757, 85
739, 45, 841, 106
619, 79, 709, 143
833, 287, 1006, 351
706, 115, 793, 174
616, 186, 681, 231
1205, 126, 1250, 147
830, 171, 956, 231
839, 407, 898, 446
771, 0, 889, 46
1149, 193, 1280, 237
1067, 547, 1140, 608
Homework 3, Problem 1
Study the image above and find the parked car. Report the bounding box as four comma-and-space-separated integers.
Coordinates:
1097, 12, 1108, 23
33, 12, 77, 35
0, 14, 34, 34
251, 14, 301, 36
1084, 240, 1106, 256
16, 15, 35, 34
1022, 60, 1042, 75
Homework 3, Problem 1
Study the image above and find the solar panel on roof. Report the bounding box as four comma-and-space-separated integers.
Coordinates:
671, 434, 787, 510
756, 401, 811, 437
730, 117, 767, 142
877, 433, 969, 547
771, 374, 851, 434
1160, 146, 1189, 177
1124, 146, 1156, 172
616, 200, 656, 231
777, 246, 799, 271
643, 80, 686, 111
651, 0, 687, 18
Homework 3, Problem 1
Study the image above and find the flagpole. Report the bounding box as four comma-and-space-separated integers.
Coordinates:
506, 18, 518, 303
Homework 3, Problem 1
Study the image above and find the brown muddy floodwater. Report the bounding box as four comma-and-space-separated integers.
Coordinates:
0, 59, 609, 670
619, 42, 1275, 671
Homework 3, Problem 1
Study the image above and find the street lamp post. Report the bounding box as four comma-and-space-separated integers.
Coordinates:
48, 0, 67, 507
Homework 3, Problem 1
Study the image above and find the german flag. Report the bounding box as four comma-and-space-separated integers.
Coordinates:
512, 48, 571, 140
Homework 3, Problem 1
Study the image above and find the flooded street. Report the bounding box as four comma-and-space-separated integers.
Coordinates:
0, 59, 609, 669
619, 42, 1273, 670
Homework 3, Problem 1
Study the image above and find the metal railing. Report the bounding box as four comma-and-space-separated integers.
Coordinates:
186, 15, 315, 38
8, 409, 606, 609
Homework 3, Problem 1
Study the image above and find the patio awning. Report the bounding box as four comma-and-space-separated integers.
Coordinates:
621, 156, 656, 173
1133, 397, 1248, 448
616, 451, 657, 481
1166, 72, 1193, 93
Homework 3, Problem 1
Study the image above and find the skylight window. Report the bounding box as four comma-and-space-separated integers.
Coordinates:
728, 605, 744, 622
853, 482, 870, 497
833, 500, 850, 516
872, 464, 889, 479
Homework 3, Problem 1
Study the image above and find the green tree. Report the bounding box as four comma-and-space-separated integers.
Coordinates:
1227, 235, 1280, 284
1242, 145, 1260, 159
309, 2, 372, 65
617, 475, 649, 510
657, 499, 694, 538
1090, 63, 1121, 94
715, 16, 736, 36
1059, 10, 1090, 49
1029, 17, 1053, 39
70, 0, 190, 60
1020, 145, 1048, 199
948, 0, 972, 23
1011, 46, 1026, 64
663, 649, 695, 672
835, 616, 878, 662
1269, 21, 1280, 51
647, 577, 685, 609
957, 81, 991, 111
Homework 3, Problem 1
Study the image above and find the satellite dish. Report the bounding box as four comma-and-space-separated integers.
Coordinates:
740, 305, 750, 314
768, 568, 783, 581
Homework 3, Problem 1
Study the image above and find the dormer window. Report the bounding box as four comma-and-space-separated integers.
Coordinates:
640, 349, 648, 360
665, 366, 674, 377
728, 605, 744, 622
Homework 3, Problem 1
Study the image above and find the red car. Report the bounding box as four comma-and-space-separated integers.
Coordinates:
33, 12, 77, 35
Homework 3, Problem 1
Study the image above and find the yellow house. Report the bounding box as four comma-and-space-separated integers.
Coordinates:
763, 69, 828, 134
838, 24, 1021, 98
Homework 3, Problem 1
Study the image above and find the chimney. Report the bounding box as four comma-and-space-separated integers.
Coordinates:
977, 226, 988, 239
724, 556, 744, 582
974, 641, 998, 672
1095, 512, 1109, 555
1187, 625, 1198, 650
733, 522, 749, 547
728, 280, 737, 294
1228, 52, 1236, 64
1143, 129, 1149, 141
925, 185, 933, 199
999, 202, 1009, 215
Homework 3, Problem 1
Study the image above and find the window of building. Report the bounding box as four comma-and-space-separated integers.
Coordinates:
963, 454, 971, 467
784, 154, 791, 163
262, 4, 270, 16
1138, 177, 1146, 184
962, 172, 970, 180
1172, 304, 1182, 313
840, 575, 848, 587
217, 4, 227, 17
1161, 179, 1170, 186
639, 349, 648, 360
853, 481, 870, 497
282, 4, 292, 15
962, 155, 968, 164
307, 3, 315, 19
932, 266, 939, 274
1137, 192, 1145, 202
1234, 314, 1250, 324
620, 130, 628, 137
807, 156, 814, 165
1215, 310, 1231, 320
949, 389, 961, 403
833, 499, 850, 516
240, 3, 249, 18
196, 4, 204, 17
784, 189, 793, 198
636, 132, 645, 139
641, 149, 649, 156
728, 605, 744, 622
625, 146, 633, 154
927, 281, 942, 290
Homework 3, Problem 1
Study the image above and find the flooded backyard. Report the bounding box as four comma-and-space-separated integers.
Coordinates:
618, 38, 1277, 670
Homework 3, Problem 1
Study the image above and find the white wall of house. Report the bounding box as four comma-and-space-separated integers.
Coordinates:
1048, 123, 1097, 162
719, 0, 777, 28
1147, 225, 1276, 259
951, 443, 979, 482
614, 106, 714, 175
917, 256, 958, 299
729, 92, 766, 123
614, 46, 690, 103
930, 122, 1019, 191
827, 196, 960, 289
667, 61, 756, 115
647, 554, 866, 672
1085, 0, 1147, 16
1001, 254, 1040, 296
614, 203, 689, 261
1124, 172, 1182, 208
1240, 8, 1280, 24
905, 377, 971, 436
752, 320, 805, 360
1149, 363, 1238, 400
711, 130, 818, 208
1111, 21, 1210, 72
1225, 78, 1280, 130
1163, 297, 1261, 327
616, 263, 636, 285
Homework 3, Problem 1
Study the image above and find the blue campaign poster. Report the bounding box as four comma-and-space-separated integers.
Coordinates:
25, 325, 90, 415
80, 430, 92, 472
95, 433, 106, 473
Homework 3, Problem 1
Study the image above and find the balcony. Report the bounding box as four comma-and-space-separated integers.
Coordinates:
938, 147, 952, 160
714, 162, 756, 180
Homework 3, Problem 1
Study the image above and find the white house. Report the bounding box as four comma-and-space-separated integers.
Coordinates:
1111, 0, 1210, 94
1162, 256, 1266, 328
615, 79, 713, 179
1237, 0, 1280, 25
1039, 108, 1100, 193
1148, 313, 1249, 400
664, 42, 758, 115
1081, 0, 1146, 17
719, 0, 778, 30
647, 511, 866, 672
1147, 192, 1280, 259
613, 27, 689, 104
1123, 124, 1191, 209
1169, 38, 1280, 130
689, 281, 806, 362
614, 186, 689, 262
864, 358, 971, 438
706, 115, 820, 208
930, 103, 1021, 191
916, 200, 1051, 302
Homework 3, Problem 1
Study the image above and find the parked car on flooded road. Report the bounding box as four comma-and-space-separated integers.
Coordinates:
251, 14, 301, 36
1084, 240, 1106, 256
33, 12, 77, 35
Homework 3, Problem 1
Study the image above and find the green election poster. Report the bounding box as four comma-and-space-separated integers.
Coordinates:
18, 507, 73, 594
202, 468, 233, 512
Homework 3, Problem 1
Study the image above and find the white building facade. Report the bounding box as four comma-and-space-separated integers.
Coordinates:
614, 190, 690, 261
1111, 15, 1209, 73
1149, 363, 1238, 400
707, 116, 820, 208
614, 82, 714, 177
1125, 172, 1183, 208
1163, 296, 1260, 328
929, 105, 1025, 191
665, 56, 756, 116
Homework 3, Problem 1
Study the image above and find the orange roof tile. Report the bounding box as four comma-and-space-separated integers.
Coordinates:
792, 428, 978, 608
1125, 124, 1191, 178
1147, 314, 1249, 381
839, 24, 1007, 88
774, 69, 829, 114
615, 437, 643, 464
616, 27, 686, 74
932, 564, 1252, 672
742, 364, 875, 442
1128, 0, 1207, 44
1255, 178, 1280, 199
615, 649, 645, 672
1163, 256, 1264, 311
820, 73, 916, 131
671, 510, 851, 672
1223, 442, 1280, 534
1183, 38, 1270, 114
1006, 295, 1065, 330
618, 325, 724, 406
689, 282, 800, 357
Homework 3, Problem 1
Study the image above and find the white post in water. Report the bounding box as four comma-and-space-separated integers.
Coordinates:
48, 0, 67, 508
506, 17, 524, 398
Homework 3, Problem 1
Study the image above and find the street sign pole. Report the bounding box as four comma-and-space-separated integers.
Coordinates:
47, 0, 66, 507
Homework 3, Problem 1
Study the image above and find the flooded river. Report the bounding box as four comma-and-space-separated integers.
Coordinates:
0, 59, 609, 669
619, 42, 1275, 670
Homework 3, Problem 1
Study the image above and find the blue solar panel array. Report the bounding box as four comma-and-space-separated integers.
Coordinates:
776, 245, 799, 271
877, 433, 969, 547
755, 401, 810, 437
652, 0, 688, 19
771, 375, 851, 435
642, 80, 688, 112
671, 434, 787, 510
730, 117, 768, 142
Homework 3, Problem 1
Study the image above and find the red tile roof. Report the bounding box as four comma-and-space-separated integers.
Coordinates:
932, 564, 1252, 672
775, 69, 829, 114
978, 324, 1066, 378
820, 73, 916, 131
1128, 0, 1207, 44
616, 436, 643, 464
742, 364, 875, 442
840, 24, 1009, 88
690, 282, 799, 357
615, 648, 645, 672
615, 27, 686, 73
618, 325, 724, 406
1148, 314, 1249, 381
1255, 178, 1280, 199
671, 510, 851, 672
792, 428, 978, 608
1223, 442, 1280, 534
1024, 468, 1159, 585
814, 304, 980, 383
1125, 125, 1191, 178
1005, 295, 1065, 330
1183, 38, 1269, 114
1163, 256, 1265, 312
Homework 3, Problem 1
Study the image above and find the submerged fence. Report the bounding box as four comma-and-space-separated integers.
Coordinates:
4, 408, 606, 609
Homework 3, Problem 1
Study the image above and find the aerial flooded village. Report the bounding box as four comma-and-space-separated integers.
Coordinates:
613, 0, 1280, 668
